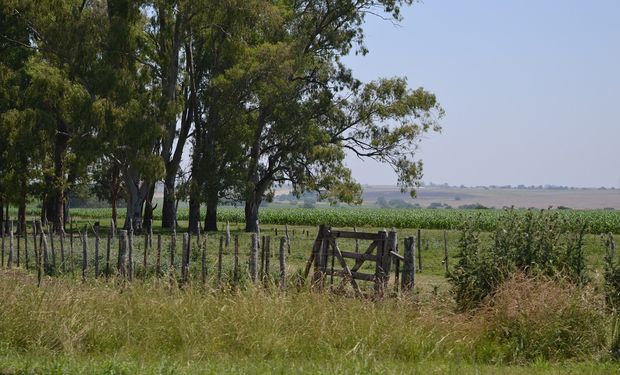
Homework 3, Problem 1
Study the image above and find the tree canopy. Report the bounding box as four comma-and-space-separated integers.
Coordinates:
0, 0, 443, 232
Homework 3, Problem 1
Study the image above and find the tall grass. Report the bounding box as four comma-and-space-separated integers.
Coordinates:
0, 270, 615, 373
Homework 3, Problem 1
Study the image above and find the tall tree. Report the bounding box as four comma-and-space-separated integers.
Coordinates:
144, 0, 192, 228
232, 0, 442, 231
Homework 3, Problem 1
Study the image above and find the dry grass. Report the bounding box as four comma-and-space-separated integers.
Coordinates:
0, 270, 616, 373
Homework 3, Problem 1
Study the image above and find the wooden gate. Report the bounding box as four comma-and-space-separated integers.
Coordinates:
303, 225, 402, 298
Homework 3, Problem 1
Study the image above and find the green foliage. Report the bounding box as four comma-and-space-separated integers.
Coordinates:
448, 209, 591, 311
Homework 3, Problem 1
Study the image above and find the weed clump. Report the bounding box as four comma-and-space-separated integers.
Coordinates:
472, 274, 607, 363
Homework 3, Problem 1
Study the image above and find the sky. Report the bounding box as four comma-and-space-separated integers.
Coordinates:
342, 0, 620, 188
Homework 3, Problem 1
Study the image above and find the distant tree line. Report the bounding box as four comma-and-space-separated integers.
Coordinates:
0, 0, 443, 232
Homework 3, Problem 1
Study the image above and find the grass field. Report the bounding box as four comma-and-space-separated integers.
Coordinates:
0, 270, 618, 374
1, 208, 620, 373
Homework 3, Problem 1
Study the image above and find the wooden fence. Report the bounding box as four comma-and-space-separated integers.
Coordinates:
0, 219, 449, 297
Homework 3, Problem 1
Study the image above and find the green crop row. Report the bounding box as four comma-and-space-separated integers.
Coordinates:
13, 206, 619, 234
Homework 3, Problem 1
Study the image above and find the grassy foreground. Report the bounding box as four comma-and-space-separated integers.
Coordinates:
0, 270, 618, 374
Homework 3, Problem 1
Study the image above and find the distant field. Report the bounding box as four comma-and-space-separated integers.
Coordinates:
361, 185, 620, 210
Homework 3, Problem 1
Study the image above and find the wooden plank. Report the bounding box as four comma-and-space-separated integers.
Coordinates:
349, 242, 377, 273
340, 251, 377, 262
402, 236, 415, 291
330, 238, 363, 297
389, 251, 404, 261
331, 231, 381, 240
325, 269, 375, 282
374, 231, 388, 296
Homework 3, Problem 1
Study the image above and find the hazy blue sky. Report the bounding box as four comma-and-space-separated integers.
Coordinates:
343, 0, 620, 188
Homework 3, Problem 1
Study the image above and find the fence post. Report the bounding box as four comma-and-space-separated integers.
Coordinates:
94, 231, 100, 278
402, 236, 415, 291
170, 230, 176, 273
24, 221, 29, 269
443, 230, 449, 274
250, 233, 258, 283
69, 221, 74, 276
81, 231, 88, 282
233, 235, 239, 284
279, 236, 286, 291
105, 227, 111, 279
285, 224, 291, 255
1, 223, 4, 267
217, 236, 224, 283
128, 227, 134, 281
260, 236, 265, 279
201, 234, 207, 284
49, 225, 56, 273
181, 233, 189, 284
118, 230, 128, 279
7, 221, 14, 269
41, 225, 50, 274
265, 236, 271, 284
156, 234, 162, 277
417, 229, 422, 272
16, 222, 20, 267
143, 224, 149, 273
225, 222, 230, 248
37, 221, 47, 286
59, 232, 65, 274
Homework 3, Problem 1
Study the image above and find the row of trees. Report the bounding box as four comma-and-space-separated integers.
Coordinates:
0, 0, 443, 233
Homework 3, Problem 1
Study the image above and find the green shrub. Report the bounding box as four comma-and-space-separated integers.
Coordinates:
448, 209, 589, 311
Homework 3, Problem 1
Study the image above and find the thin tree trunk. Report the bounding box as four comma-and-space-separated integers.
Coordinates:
143, 183, 156, 232
244, 199, 260, 233
0, 198, 4, 237
161, 172, 177, 228
18, 179, 26, 235
204, 190, 218, 232
188, 194, 200, 234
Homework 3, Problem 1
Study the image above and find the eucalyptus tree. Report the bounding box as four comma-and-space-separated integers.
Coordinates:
0, 0, 104, 232
185, 0, 272, 232
142, 0, 193, 228
232, 0, 443, 231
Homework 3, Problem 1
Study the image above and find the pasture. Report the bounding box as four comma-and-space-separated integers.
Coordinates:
0, 207, 619, 373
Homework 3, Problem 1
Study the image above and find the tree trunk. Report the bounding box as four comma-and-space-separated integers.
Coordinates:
52, 117, 69, 233
111, 194, 118, 229
161, 172, 176, 228
204, 191, 218, 232
110, 163, 120, 229
123, 167, 149, 232
143, 183, 156, 231
18, 180, 26, 235
0, 197, 4, 236
188, 194, 200, 234
244, 198, 260, 233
